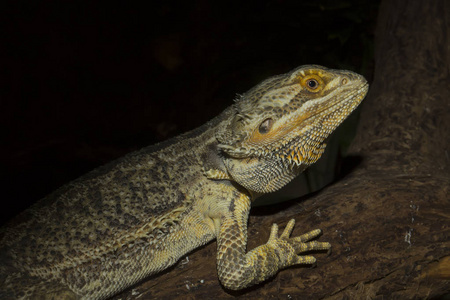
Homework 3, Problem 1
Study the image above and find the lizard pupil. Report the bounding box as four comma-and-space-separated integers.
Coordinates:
259, 118, 273, 134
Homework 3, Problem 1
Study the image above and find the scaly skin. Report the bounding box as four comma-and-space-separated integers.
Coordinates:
0, 65, 368, 299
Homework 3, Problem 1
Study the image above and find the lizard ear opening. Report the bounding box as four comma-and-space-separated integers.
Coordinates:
258, 118, 274, 134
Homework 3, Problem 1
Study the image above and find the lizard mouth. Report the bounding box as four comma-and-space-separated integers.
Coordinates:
271, 81, 369, 167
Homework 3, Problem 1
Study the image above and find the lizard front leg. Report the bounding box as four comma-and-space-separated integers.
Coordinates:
216, 192, 331, 290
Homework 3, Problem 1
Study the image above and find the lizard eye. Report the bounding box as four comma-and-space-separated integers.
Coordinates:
258, 118, 273, 134
301, 75, 323, 92
306, 79, 319, 90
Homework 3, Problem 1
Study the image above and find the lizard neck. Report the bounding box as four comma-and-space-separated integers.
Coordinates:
222, 155, 307, 196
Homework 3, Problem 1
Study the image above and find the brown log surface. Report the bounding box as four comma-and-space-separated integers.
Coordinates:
114, 1, 450, 298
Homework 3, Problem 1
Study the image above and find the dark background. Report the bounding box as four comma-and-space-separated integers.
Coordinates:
1, 1, 378, 224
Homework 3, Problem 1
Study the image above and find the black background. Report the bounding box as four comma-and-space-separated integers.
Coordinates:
1, 1, 378, 224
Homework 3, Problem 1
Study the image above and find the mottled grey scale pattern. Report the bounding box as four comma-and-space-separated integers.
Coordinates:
1, 108, 233, 298
9, 150, 186, 264
0, 65, 367, 299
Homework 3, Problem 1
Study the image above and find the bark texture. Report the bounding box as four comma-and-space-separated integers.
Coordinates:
114, 1, 450, 298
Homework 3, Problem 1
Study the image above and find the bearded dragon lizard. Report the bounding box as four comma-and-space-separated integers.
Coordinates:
0, 65, 368, 299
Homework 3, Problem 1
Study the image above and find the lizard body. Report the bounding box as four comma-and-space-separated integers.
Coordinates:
0, 65, 368, 299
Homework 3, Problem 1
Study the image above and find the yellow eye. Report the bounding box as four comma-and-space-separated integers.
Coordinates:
258, 118, 273, 134
301, 75, 324, 92
306, 79, 319, 89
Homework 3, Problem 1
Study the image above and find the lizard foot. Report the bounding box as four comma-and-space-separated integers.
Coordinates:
267, 219, 331, 268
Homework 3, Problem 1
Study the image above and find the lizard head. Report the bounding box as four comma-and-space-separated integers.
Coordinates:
216, 65, 369, 195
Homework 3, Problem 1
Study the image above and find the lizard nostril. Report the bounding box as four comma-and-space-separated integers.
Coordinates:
341, 78, 348, 85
